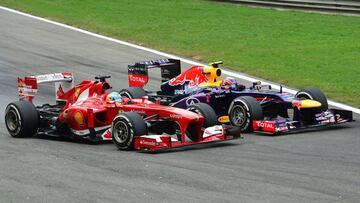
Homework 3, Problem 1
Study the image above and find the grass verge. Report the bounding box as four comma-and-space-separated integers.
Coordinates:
0, 0, 359, 107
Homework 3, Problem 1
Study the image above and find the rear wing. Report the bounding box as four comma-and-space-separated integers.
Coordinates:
18, 72, 74, 102
128, 58, 181, 88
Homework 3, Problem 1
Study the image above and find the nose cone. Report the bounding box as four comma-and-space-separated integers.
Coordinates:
293, 99, 322, 109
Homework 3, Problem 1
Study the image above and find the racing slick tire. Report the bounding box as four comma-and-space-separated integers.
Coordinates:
119, 87, 147, 99
5, 101, 39, 138
112, 112, 147, 150
295, 88, 328, 124
228, 96, 264, 133
295, 88, 328, 111
187, 103, 217, 128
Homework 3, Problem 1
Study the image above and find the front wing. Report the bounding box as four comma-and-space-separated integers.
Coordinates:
253, 108, 354, 134
133, 125, 241, 151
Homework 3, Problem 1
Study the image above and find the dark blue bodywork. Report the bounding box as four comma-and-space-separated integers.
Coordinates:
149, 85, 295, 120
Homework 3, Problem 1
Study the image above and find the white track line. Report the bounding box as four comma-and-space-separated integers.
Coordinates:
0, 6, 359, 114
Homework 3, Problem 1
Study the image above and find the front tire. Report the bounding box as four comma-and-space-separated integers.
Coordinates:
295, 88, 328, 111
187, 103, 217, 128
295, 88, 328, 124
119, 87, 147, 99
5, 101, 39, 137
228, 96, 264, 133
112, 112, 147, 150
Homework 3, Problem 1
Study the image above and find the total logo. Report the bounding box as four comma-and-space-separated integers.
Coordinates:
186, 97, 200, 106
255, 121, 275, 129
129, 75, 146, 83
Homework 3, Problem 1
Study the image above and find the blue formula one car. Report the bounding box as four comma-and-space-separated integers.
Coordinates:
120, 59, 353, 134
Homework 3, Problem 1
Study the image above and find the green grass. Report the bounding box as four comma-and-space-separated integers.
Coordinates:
1, 0, 360, 107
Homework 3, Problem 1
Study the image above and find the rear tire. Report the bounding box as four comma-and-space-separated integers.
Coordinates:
187, 103, 217, 128
5, 101, 39, 137
228, 96, 264, 133
112, 112, 147, 150
119, 87, 147, 99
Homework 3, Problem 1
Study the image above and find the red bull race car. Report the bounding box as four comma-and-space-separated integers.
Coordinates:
121, 59, 353, 134
4, 73, 241, 151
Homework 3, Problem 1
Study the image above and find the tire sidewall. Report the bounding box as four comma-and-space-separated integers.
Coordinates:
295, 88, 328, 111
119, 87, 146, 99
119, 90, 133, 99
5, 104, 22, 137
112, 115, 135, 150
229, 101, 252, 132
187, 103, 217, 128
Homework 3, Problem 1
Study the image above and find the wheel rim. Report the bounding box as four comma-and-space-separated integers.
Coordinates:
231, 105, 247, 127
5, 109, 19, 131
113, 121, 129, 144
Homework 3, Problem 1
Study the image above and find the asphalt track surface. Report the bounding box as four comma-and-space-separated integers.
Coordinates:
0, 9, 359, 203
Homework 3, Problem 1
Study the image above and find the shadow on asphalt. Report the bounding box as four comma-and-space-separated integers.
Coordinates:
143, 141, 243, 154
29, 133, 243, 153
31, 134, 109, 145
14, 123, 354, 154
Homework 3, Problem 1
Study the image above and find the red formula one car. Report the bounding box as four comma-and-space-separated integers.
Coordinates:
4, 73, 241, 151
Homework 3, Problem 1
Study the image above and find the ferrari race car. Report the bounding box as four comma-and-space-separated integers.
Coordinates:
121, 59, 353, 134
4, 73, 241, 151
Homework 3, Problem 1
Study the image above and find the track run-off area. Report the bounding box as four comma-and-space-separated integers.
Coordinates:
0, 6, 359, 203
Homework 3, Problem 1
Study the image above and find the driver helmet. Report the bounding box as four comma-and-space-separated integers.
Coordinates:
223, 77, 238, 86
106, 92, 122, 102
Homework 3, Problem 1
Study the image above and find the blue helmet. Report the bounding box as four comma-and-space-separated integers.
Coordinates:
107, 92, 122, 102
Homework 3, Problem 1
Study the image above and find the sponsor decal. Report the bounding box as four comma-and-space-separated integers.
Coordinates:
276, 126, 289, 132
130, 110, 146, 115
18, 87, 37, 95
204, 130, 212, 135
170, 114, 182, 119
36, 73, 65, 83
18, 78, 24, 87
218, 116, 230, 123
74, 87, 80, 98
174, 89, 185, 95
140, 140, 156, 146
161, 69, 171, 74
57, 84, 65, 98
129, 74, 146, 83
185, 97, 200, 106
168, 66, 208, 88
255, 121, 275, 129
215, 94, 225, 98
74, 111, 85, 126
101, 129, 113, 140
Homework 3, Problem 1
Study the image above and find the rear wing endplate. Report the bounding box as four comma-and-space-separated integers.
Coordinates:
18, 72, 74, 102
128, 58, 181, 88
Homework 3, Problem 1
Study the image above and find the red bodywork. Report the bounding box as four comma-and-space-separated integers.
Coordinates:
19, 73, 240, 151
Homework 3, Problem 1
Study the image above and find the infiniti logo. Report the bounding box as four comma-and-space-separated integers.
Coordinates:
186, 97, 200, 106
